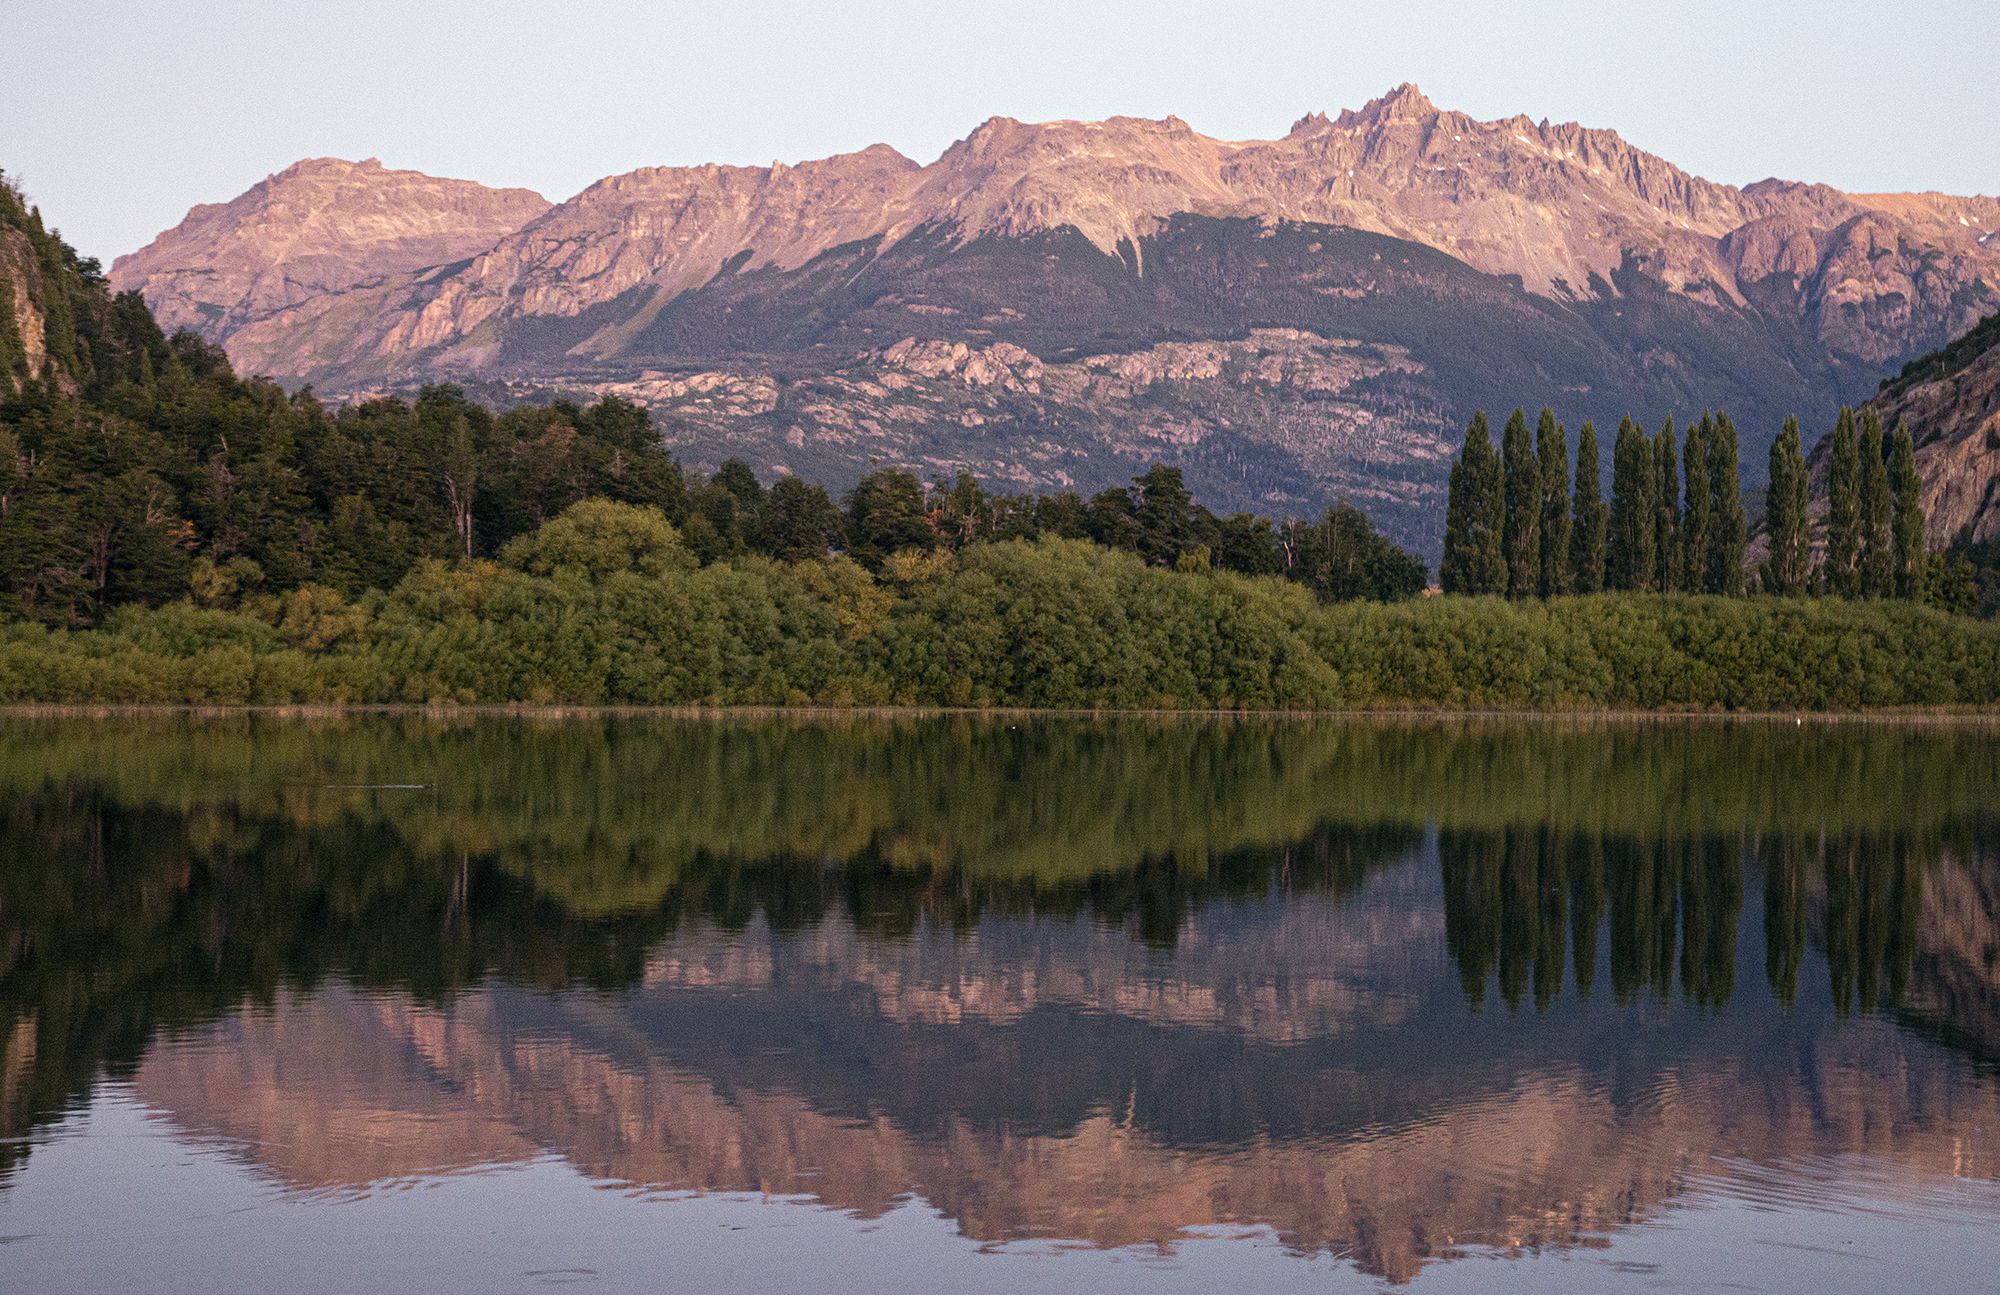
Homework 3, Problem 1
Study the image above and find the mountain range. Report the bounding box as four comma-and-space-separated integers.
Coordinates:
107, 86, 2000, 549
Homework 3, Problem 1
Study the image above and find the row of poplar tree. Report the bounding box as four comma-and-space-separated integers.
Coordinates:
1441, 407, 1927, 599
1441, 409, 1747, 597
1761, 408, 1924, 598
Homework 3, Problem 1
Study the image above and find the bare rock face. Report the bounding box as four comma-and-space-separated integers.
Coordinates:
121, 86, 2000, 388
572, 326, 1443, 515
106, 157, 550, 351
106, 87, 2000, 548
1854, 318, 2000, 548
0, 225, 50, 390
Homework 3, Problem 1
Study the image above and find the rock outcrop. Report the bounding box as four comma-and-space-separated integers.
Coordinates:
0, 190, 54, 393
1806, 313, 2000, 549
1875, 317, 2000, 548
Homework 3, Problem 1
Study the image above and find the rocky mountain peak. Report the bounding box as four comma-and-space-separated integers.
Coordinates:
108, 157, 550, 341
1340, 82, 1438, 129
111, 90, 2000, 506
266, 155, 383, 182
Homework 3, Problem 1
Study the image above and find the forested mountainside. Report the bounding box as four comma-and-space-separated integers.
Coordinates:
108, 86, 2000, 550
0, 169, 1421, 630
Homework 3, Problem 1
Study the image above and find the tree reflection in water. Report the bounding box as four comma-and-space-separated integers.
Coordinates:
3, 715, 1999, 1282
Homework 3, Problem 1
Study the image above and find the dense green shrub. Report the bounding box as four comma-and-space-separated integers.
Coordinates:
3, 501, 1998, 711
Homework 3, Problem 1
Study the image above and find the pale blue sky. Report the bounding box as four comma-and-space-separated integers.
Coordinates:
6, 0, 1995, 262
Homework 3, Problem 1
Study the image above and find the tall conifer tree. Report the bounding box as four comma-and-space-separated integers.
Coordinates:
1654, 418, 1681, 593
1706, 414, 1746, 595
1761, 417, 1810, 595
1824, 408, 1861, 596
1441, 411, 1507, 595
1889, 422, 1925, 600
1442, 440, 1473, 594
1858, 409, 1893, 597
1570, 421, 1607, 593
1608, 417, 1658, 591
1681, 415, 1713, 593
1501, 409, 1540, 597
1536, 409, 1571, 597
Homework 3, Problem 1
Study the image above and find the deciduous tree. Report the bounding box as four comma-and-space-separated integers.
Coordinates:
1570, 421, 1607, 593
1706, 414, 1747, 595
1608, 417, 1657, 592
1536, 410, 1571, 597
1858, 410, 1893, 597
1654, 418, 1681, 592
1889, 423, 1925, 600
1501, 409, 1540, 597
1442, 412, 1506, 595
1824, 408, 1861, 596
1761, 417, 1810, 595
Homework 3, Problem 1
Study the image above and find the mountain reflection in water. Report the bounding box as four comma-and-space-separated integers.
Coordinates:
3, 716, 2000, 1287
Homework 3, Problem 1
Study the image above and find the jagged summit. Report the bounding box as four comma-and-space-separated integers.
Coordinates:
1345, 81, 1437, 125
110, 86, 2000, 383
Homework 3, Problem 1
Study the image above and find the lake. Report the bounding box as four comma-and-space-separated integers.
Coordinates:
2, 714, 1999, 1292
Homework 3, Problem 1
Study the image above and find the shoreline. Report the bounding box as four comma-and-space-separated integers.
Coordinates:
4, 703, 2000, 725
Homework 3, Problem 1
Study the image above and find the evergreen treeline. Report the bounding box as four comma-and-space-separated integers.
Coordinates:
1442, 405, 1971, 611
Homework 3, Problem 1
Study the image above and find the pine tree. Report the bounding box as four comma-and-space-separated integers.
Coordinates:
1607, 417, 1658, 591
1442, 411, 1506, 594
1535, 409, 1571, 597
1824, 408, 1861, 596
1889, 422, 1925, 600
1653, 418, 1681, 592
1501, 409, 1540, 597
1570, 421, 1607, 593
1681, 415, 1713, 593
1761, 417, 1810, 595
1857, 409, 1893, 597
1706, 414, 1746, 595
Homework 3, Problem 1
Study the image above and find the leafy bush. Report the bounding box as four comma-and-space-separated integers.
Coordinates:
4, 502, 1998, 711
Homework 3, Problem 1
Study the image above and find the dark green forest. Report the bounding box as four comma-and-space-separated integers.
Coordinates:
6, 170, 2000, 710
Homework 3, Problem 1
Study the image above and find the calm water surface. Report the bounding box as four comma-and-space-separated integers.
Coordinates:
3, 715, 1999, 1292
